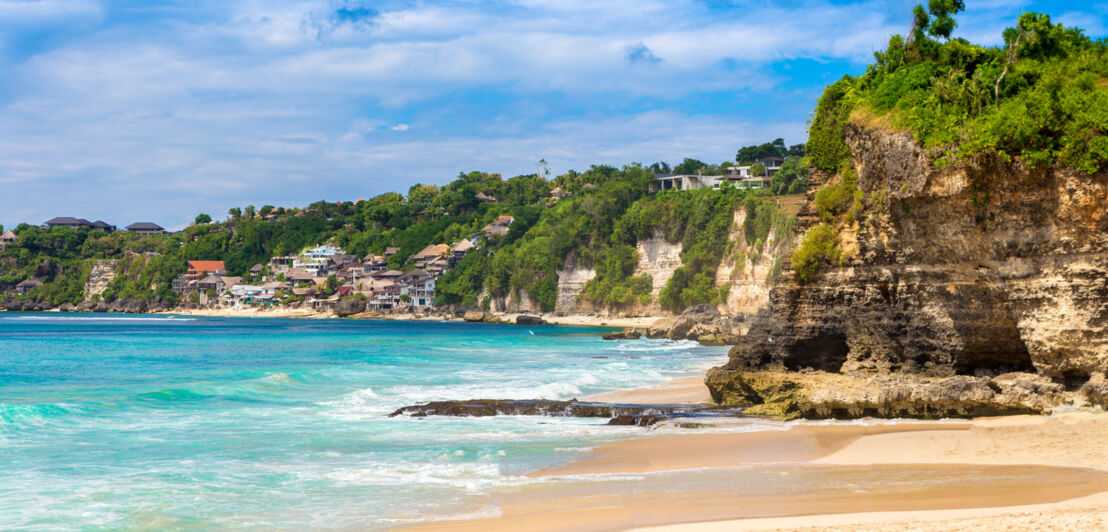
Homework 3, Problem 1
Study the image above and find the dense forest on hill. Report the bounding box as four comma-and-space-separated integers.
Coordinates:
796, 4, 1108, 281
1, 150, 800, 312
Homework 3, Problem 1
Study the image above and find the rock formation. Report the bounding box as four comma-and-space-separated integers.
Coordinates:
708, 124, 1108, 417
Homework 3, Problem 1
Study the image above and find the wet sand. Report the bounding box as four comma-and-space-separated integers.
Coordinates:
404, 419, 1108, 531
584, 376, 712, 405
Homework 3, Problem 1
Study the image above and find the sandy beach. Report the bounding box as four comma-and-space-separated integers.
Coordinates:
159, 306, 665, 329
406, 374, 1108, 532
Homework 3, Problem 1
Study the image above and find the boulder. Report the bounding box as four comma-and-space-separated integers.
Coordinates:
463, 310, 486, 322
602, 329, 642, 341
454, 306, 479, 318
516, 315, 545, 325
646, 316, 697, 339
697, 333, 741, 346
58, 302, 76, 312
76, 301, 97, 312
333, 298, 366, 317
682, 303, 721, 324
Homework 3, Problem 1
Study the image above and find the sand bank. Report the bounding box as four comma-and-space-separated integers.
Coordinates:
158, 307, 666, 329
404, 413, 1108, 532
584, 376, 712, 405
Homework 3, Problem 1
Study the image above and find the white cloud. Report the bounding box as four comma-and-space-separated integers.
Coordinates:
390, 123, 409, 131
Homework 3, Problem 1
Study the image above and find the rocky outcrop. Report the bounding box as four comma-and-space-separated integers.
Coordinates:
704, 369, 1048, 419
515, 314, 545, 325
554, 255, 595, 315
83, 260, 118, 300
632, 230, 683, 301
708, 124, 1108, 417
333, 298, 366, 317
389, 399, 740, 426
463, 310, 487, 322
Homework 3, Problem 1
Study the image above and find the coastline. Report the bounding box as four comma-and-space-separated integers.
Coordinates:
406, 370, 1108, 532
157, 306, 665, 329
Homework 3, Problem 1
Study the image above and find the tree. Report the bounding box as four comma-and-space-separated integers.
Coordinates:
194, 213, 212, 225
648, 161, 672, 175
259, 205, 274, 218
925, 0, 964, 40
244, 205, 256, 219
673, 158, 707, 175
750, 162, 767, 177
228, 207, 242, 220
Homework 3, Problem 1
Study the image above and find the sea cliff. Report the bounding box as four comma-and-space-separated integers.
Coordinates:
707, 124, 1108, 418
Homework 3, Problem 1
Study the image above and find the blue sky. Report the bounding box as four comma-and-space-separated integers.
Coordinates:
1, 0, 1105, 229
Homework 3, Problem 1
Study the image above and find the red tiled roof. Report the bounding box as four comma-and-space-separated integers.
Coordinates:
187, 260, 226, 272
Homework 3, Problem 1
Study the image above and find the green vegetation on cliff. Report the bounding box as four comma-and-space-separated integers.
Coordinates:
810, 6, 1108, 173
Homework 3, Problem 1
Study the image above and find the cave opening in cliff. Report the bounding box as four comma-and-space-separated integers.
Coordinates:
954, 344, 1034, 376
787, 333, 848, 373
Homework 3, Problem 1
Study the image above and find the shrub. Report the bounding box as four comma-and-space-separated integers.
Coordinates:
791, 223, 841, 282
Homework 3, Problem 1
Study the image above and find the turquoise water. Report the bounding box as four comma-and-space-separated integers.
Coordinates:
0, 313, 727, 530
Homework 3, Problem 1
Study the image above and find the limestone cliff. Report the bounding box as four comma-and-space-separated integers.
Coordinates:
709, 124, 1108, 416
83, 260, 118, 300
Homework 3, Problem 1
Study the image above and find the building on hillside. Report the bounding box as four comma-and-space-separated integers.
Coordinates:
756, 157, 785, 176
125, 222, 165, 235
475, 191, 498, 203
42, 217, 93, 229
482, 215, 514, 238
364, 254, 388, 272
249, 263, 265, 276
425, 257, 450, 277
384, 247, 400, 257
450, 239, 474, 262
268, 256, 296, 275
0, 229, 18, 249
549, 186, 570, 200
405, 275, 436, 307
15, 279, 42, 294
304, 244, 343, 259
411, 244, 449, 268
372, 269, 403, 280
90, 221, 117, 232
293, 256, 328, 276
186, 260, 226, 279
284, 268, 314, 286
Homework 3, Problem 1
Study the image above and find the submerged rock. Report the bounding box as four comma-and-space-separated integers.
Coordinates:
515, 315, 545, 325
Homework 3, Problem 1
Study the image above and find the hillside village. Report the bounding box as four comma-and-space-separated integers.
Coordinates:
172, 215, 513, 313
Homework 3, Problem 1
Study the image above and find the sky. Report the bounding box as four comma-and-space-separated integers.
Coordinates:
1, 0, 1105, 229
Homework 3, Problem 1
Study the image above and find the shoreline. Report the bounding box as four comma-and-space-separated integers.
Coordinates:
156, 306, 665, 329
405, 368, 1108, 532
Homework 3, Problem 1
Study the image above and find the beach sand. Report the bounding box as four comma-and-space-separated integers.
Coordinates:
584, 376, 712, 405
403, 381, 1108, 532
159, 307, 665, 329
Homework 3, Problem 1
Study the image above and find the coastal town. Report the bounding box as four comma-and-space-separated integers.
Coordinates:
171, 215, 513, 313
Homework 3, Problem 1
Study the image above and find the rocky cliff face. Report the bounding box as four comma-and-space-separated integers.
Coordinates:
709, 124, 1108, 416
632, 230, 683, 302
83, 260, 118, 300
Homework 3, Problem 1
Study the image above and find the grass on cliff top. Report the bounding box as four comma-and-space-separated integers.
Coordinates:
809, 10, 1108, 174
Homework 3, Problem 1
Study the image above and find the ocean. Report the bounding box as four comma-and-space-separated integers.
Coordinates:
0, 313, 727, 530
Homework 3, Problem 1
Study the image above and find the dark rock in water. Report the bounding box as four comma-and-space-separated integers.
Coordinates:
58, 302, 76, 312
607, 414, 668, 426
76, 301, 96, 312
602, 329, 642, 340
516, 315, 545, 325
388, 398, 743, 426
